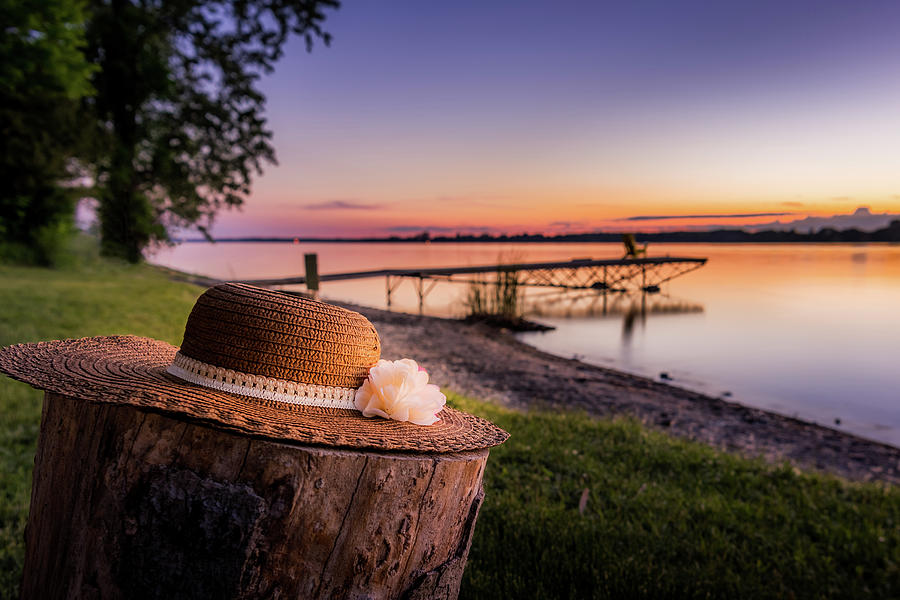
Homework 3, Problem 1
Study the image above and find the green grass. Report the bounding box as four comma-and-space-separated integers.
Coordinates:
1, 261, 899, 599
449, 395, 900, 598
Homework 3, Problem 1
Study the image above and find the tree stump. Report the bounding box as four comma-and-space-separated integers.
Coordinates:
21, 392, 490, 599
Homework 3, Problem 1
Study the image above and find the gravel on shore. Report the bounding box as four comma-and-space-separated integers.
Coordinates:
344, 303, 900, 485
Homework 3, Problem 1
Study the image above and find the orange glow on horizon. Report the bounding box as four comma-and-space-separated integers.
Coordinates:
210, 189, 900, 238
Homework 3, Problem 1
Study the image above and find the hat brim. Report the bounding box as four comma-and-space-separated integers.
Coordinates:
0, 336, 508, 453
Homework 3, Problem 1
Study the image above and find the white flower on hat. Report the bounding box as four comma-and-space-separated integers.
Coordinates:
355, 359, 446, 425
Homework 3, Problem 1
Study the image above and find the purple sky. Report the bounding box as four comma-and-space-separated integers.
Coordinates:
205, 0, 900, 237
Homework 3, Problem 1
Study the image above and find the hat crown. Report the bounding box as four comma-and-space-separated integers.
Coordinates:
177, 283, 380, 389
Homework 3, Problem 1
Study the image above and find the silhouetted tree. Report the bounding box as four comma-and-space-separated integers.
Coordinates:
84, 0, 339, 262
0, 0, 95, 265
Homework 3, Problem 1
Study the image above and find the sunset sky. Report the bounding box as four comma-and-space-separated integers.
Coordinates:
209, 0, 900, 237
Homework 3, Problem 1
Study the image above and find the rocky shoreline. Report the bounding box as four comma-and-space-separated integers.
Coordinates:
344, 302, 900, 485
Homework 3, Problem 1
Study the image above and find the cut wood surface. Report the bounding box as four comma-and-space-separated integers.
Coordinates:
22, 392, 488, 599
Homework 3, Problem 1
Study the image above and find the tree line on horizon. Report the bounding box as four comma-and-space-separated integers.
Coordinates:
198, 219, 900, 244
0, 0, 339, 265
419, 222, 900, 244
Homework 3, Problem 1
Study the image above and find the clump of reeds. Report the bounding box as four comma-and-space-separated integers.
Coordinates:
462, 253, 553, 330
494, 266, 522, 318
464, 265, 523, 322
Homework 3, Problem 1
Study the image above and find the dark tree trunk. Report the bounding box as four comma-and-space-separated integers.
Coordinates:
20, 392, 489, 599
97, 0, 149, 263
99, 147, 147, 263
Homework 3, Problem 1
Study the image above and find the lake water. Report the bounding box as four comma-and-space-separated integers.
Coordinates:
151, 242, 900, 447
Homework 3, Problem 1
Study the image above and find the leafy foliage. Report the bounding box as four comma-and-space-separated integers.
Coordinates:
83, 0, 339, 262
0, 0, 95, 265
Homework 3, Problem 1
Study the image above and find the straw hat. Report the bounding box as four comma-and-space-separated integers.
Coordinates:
0, 283, 508, 452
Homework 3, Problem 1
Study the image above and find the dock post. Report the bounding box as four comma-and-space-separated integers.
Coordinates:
304, 253, 319, 299
416, 276, 424, 314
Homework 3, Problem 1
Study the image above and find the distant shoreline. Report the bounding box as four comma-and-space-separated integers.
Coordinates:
178, 222, 900, 245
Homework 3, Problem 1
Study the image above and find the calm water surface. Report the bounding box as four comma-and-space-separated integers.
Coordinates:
151, 242, 900, 447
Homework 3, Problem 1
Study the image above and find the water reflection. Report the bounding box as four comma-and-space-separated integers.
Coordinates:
524, 288, 704, 344
621, 297, 645, 344
526, 289, 703, 321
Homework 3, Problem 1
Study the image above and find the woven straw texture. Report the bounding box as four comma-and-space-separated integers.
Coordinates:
180, 283, 381, 388
0, 283, 509, 452
0, 337, 508, 452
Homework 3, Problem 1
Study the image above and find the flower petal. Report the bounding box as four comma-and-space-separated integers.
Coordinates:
354, 359, 444, 425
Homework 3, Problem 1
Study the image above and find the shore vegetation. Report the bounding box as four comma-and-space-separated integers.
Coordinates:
462, 256, 552, 331
464, 267, 522, 319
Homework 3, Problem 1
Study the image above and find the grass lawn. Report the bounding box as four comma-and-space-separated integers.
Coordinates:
1, 261, 899, 599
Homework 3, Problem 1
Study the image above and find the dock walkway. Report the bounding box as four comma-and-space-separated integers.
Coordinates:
236, 256, 708, 308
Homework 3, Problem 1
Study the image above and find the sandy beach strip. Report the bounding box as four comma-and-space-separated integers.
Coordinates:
342, 302, 900, 485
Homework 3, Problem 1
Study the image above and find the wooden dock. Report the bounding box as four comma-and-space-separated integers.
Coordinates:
235, 256, 708, 309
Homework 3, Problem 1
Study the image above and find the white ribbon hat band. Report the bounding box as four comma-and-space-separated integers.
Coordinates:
166, 352, 359, 410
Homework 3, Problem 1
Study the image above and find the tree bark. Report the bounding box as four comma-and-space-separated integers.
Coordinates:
97, 0, 149, 263
21, 392, 489, 599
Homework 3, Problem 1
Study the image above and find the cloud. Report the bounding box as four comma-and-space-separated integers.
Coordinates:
304, 200, 383, 210
386, 224, 497, 234
618, 212, 796, 221
780, 201, 804, 207
549, 220, 587, 229
386, 225, 457, 233
747, 206, 900, 233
